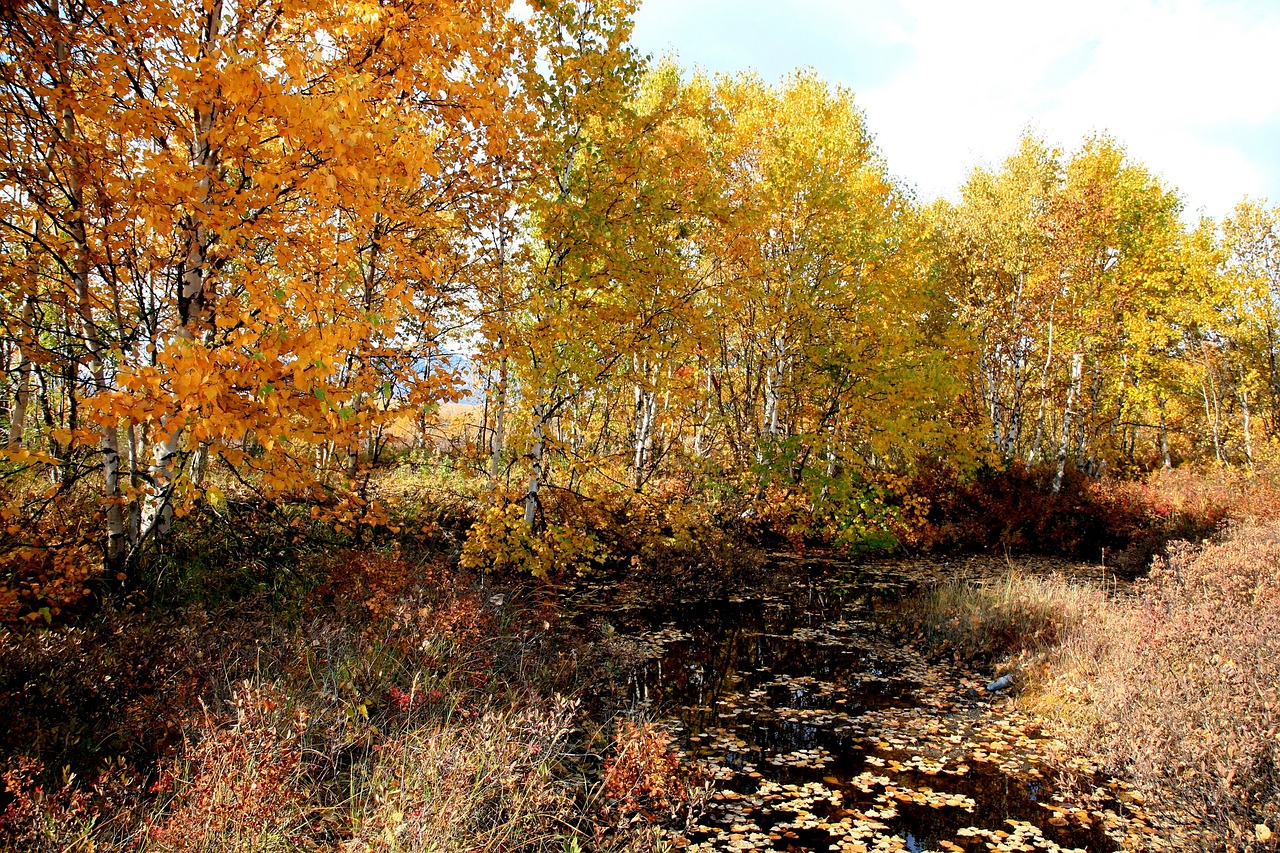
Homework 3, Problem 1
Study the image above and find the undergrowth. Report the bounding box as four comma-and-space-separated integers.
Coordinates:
900, 522, 1280, 851
10, 459, 1280, 851
0, 544, 699, 852
1035, 524, 1280, 851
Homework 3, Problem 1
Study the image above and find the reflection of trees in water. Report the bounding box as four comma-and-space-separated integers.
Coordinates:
580, 558, 1121, 852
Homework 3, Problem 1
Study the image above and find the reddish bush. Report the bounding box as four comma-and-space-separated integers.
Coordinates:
312, 550, 491, 646
898, 461, 1222, 567
0, 756, 145, 852
600, 720, 707, 827
145, 683, 315, 853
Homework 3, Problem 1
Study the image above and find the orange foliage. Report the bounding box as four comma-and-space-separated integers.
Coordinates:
601, 721, 707, 827
0, 485, 106, 624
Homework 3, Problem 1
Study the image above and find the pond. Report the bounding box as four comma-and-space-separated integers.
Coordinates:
567, 554, 1166, 853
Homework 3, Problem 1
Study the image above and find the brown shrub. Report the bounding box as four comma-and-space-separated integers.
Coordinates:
1, 545, 678, 853
312, 549, 490, 646
0, 607, 258, 783
898, 462, 1198, 563
1037, 523, 1280, 850
1146, 465, 1280, 527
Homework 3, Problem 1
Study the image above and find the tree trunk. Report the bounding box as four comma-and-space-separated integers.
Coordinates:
1240, 379, 1254, 470
56, 12, 124, 566
345, 426, 360, 477
1158, 397, 1172, 469
125, 423, 141, 542
1199, 342, 1225, 464
631, 360, 657, 491
1265, 317, 1280, 436
8, 290, 36, 451
489, 356, 507, 482
694, 370, 712, 458
761, 362, 777, 460
1077, 361, 1101, 474
489, 189, 509, 482
140, 0, 222, 543
190, 442, 210, 486
1052, 351, 1084, 494
37, 365, 61, 483
523, 402, 546, 530
139, 420, 183, 543
175, 0, 222, 344
70, 213, 124, 564
1027, 309, 1056, 465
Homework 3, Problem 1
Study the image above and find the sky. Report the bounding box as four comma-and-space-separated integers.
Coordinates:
630, 0, 1280, 220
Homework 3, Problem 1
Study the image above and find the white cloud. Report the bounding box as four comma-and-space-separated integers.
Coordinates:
630, 0, 1280, 218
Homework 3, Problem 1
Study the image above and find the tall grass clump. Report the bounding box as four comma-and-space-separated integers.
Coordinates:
908, 571, 1103, 674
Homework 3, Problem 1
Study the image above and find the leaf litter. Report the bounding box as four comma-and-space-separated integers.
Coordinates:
564, 554, 1199, 852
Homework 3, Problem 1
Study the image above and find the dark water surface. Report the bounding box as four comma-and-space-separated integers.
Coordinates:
566, 555, 1161, 853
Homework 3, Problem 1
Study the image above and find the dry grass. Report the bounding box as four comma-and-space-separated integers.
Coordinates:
137, 679, 588, 853
1034, 524, 1280, 850
910, 571, 1104, 675
340, 701, 582, 852
908, 523, 1280, 850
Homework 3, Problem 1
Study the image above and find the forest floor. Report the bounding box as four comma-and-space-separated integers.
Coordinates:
2, 505, 1277, 851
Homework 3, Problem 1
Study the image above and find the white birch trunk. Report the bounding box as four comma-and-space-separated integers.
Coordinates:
140, 0, 222, 542
523, 402, 546, 529
1027, 311, 1055, 465
488, 199, 509, 485
1158, 399, 1172, 470
1199, 343, 1225, 464
55, 16, 124, 564
189, 442, 210, 486
1241, 383, 1254, 470
489, 355, 507, 482
632, 384, 657, 492
139, 421, 183, 543
125, 423, 141, 542
694, 370, 712, 458
1052, 352, 1084, 494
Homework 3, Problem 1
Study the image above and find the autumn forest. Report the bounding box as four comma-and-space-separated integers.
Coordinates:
3, 0, 1280, 851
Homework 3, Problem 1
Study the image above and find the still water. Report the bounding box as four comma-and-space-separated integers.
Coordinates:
569, 554, 1159, 853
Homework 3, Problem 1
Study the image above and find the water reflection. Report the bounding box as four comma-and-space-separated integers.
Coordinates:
569, 558, 1149, 852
